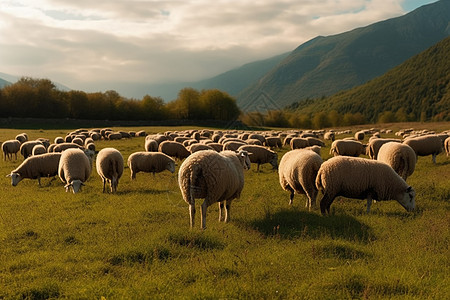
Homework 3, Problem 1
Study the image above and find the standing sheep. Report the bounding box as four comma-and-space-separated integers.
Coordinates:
377, 142, 416, 181
2, 140, 21, 161
316, 156, 416, 214
278, 149, 323, 210
367, 138, 402, 159
290, 137, 309, 150
96, 148, 124, 193
178, 150, 251, 229
7, 153, 62, 186
330, 140, 366, 157
145, 139, 159, 152
238, 145, 278, 172
20, 141, 44, 159
265, 137, 282, 149
158, 141, 190, 160
58, 148, 92, 193
127, 152, 175, 179
31, 144, 47, 156
445, 137, 450, 157
354, 131, 365, 141
403, 135, 443, 164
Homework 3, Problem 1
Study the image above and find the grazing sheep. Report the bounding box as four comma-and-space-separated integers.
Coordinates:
2, 140, 21, 161
222, 141, 246, 151
159, 141, 190, 160
136, 130, 147, 137
403, 135, 444, 164
207, 143, 223, 152
283, 134, 298, 147
316, 156, 416, 214
290, 137, 309, 150
246, 138, 263, 146
330, 140, 366, 157
445, 137, 450, 157
265, 137, 282, 148
248, 134, 266, 144
32, 144, 47, 156
54, 137, 65, 144
15, 133, 28, 144
324, 132, 335, 142
178, 150, 251, 229
58, 148, 92, 193
189, 143, 215, 153
96, 148, 124, 193
304, 145, 321, 155
354, 131, 365, 141
306, 137, 325, 147
127, 151, 175, 179
20, 141, 43, 159
7, 153, 62, 186
238, 145, 278, 172
367, 138, 402, 159
145, 139, 158, 152
52, 142, 84, 153
377, 142, 416, 181
278, 149, 323, 209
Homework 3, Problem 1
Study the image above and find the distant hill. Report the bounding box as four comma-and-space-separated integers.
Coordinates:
289, 36, 450, 122
237, 0, 450, 111
0, 78, 11, 89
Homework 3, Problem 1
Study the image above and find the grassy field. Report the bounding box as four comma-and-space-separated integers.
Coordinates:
0, 123, 448, 299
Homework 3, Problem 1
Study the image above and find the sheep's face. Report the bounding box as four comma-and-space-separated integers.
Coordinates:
270, 153, 278, 170
6, 172, 22, 186
397, 186, 416, 212
65, 180, 85, 194
167, 161, 176, 173
237, 150, 251, 170
111, 176, 118, 193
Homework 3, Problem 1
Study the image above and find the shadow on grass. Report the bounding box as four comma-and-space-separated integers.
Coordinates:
241, 208, 374, 243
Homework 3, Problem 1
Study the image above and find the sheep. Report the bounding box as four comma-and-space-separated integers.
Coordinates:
403, 135, 444, 164
52, 142, 84, 153
278, 149, 323, 209
354, 131, 365, 141
290, 137, 309, 150
330, 140, 366, 157
7, 153, 62, 186
306, 137, 325, 147
136, 130, 147, 137
367, 138, 402, 159
207, 143, 223, 152
32, 144, 47, 156
20, 141, 43, 159
316, 156, 416, 214
15, 133, 28, 144
246, 138, 263, 146
445, 137, 450, 157
96, 148, 124, 193
324, 132, 335, 142
54, 137, 65, 144
189, 143, 215, 153
58, 148, 92, 193
2, 140, 21, 161
178, 150, 251, 229
304, 145, 321, 156
222, 141, 246, 151
237, 144, 278, 172
158, 141, 190, 160
145, 138, 158, 152
265, 137, 282, 148
127, 151, 175, 180
377, 142, 416, 181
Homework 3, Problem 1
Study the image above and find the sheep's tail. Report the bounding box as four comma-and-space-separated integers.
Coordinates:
315, 169, 324, 191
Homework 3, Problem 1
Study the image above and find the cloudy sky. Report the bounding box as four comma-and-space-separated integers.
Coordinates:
0, 0, 437, 99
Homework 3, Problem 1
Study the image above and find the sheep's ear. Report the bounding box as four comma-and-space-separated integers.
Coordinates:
6, 174, 11, 177
406, 186, 412, 192
81, 182, 85, 186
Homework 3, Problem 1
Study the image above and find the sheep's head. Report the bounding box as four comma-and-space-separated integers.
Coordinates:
65, 180, 85, 194
237, 150, 251, 170
269, 151, 278, 170
397, 186, 416, 212
166, 160, 176, 173
6, 172, 22, 186
110, 176, 118, 193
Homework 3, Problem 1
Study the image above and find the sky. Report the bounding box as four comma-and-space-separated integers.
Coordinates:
0, 0, 438, 99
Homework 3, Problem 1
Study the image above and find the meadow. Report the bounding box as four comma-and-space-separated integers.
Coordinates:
0, 123, 448, 299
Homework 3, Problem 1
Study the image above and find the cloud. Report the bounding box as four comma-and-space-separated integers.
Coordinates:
0, 0, 430, 98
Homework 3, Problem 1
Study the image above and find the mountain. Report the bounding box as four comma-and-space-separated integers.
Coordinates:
145, 51, 290, 101
0, 78, 11, 89
237, 0, 450, 112
289, 35, 450, 122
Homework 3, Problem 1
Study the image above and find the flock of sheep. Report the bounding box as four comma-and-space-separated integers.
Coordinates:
2, 126, 449, 229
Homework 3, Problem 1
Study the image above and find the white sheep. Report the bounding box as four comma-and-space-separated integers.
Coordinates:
290, 137, 309, 150
377, 142, 416, 181
366, 138, 402, 159
178, 150, 251, 229
96, 148, 124, 193
127, 151, 175, 179
58, 148, 92, 193
20, 141, 43, 159
2, 140, 21, 161
278, 149, 323, 210
7, 153, 62, 186
316, 156, 416, 214
158, 141, 190, 160
32, 144, 47, 156
237, 144, 278, 172
330, 140, 366, 157
145, 139, 159, 152
403, 135, 443, 163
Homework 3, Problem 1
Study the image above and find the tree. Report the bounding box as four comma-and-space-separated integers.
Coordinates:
199, 89, 240, 121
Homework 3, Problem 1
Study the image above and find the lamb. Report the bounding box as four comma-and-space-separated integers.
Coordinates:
316, 156, 416, 214
31, 144, 47, 156
178, 150, 251, 229
127, 151, 175, 179
58, 148, 92, 193
445, 137, 450, 157
238, 145, 278, 172
2, 140, 21, 161
330, 140, 366, 157
7, 153, 62, 186
367, 138, 402, 159
96, 148, 124, 193
377, 142, 416, 181
278, 149, 323, 209
158, 141, 190, 160
403, 135, 443, 164
20, 141, 43, 159
145, 138, 158, 152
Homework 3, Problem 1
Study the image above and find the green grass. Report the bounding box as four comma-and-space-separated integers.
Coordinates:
0, 123, 449, 299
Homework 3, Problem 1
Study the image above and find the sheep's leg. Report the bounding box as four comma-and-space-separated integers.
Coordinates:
319, 193, 333, 215
289, 190, 295, 206
189, 203, 196, 229
200, 201, 207, 229
218, 202, 224, 222
224, 200, 231, 223
306, 189, 317, 211
37, 177, 41, 187
102, 178, 107, 193
366, 195, 373, 213
432, 154, 436, 164
257, 164, 260, 172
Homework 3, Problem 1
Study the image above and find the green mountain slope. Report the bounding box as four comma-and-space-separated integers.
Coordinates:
290, 36, 450, 122
237, 0, 450, 111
